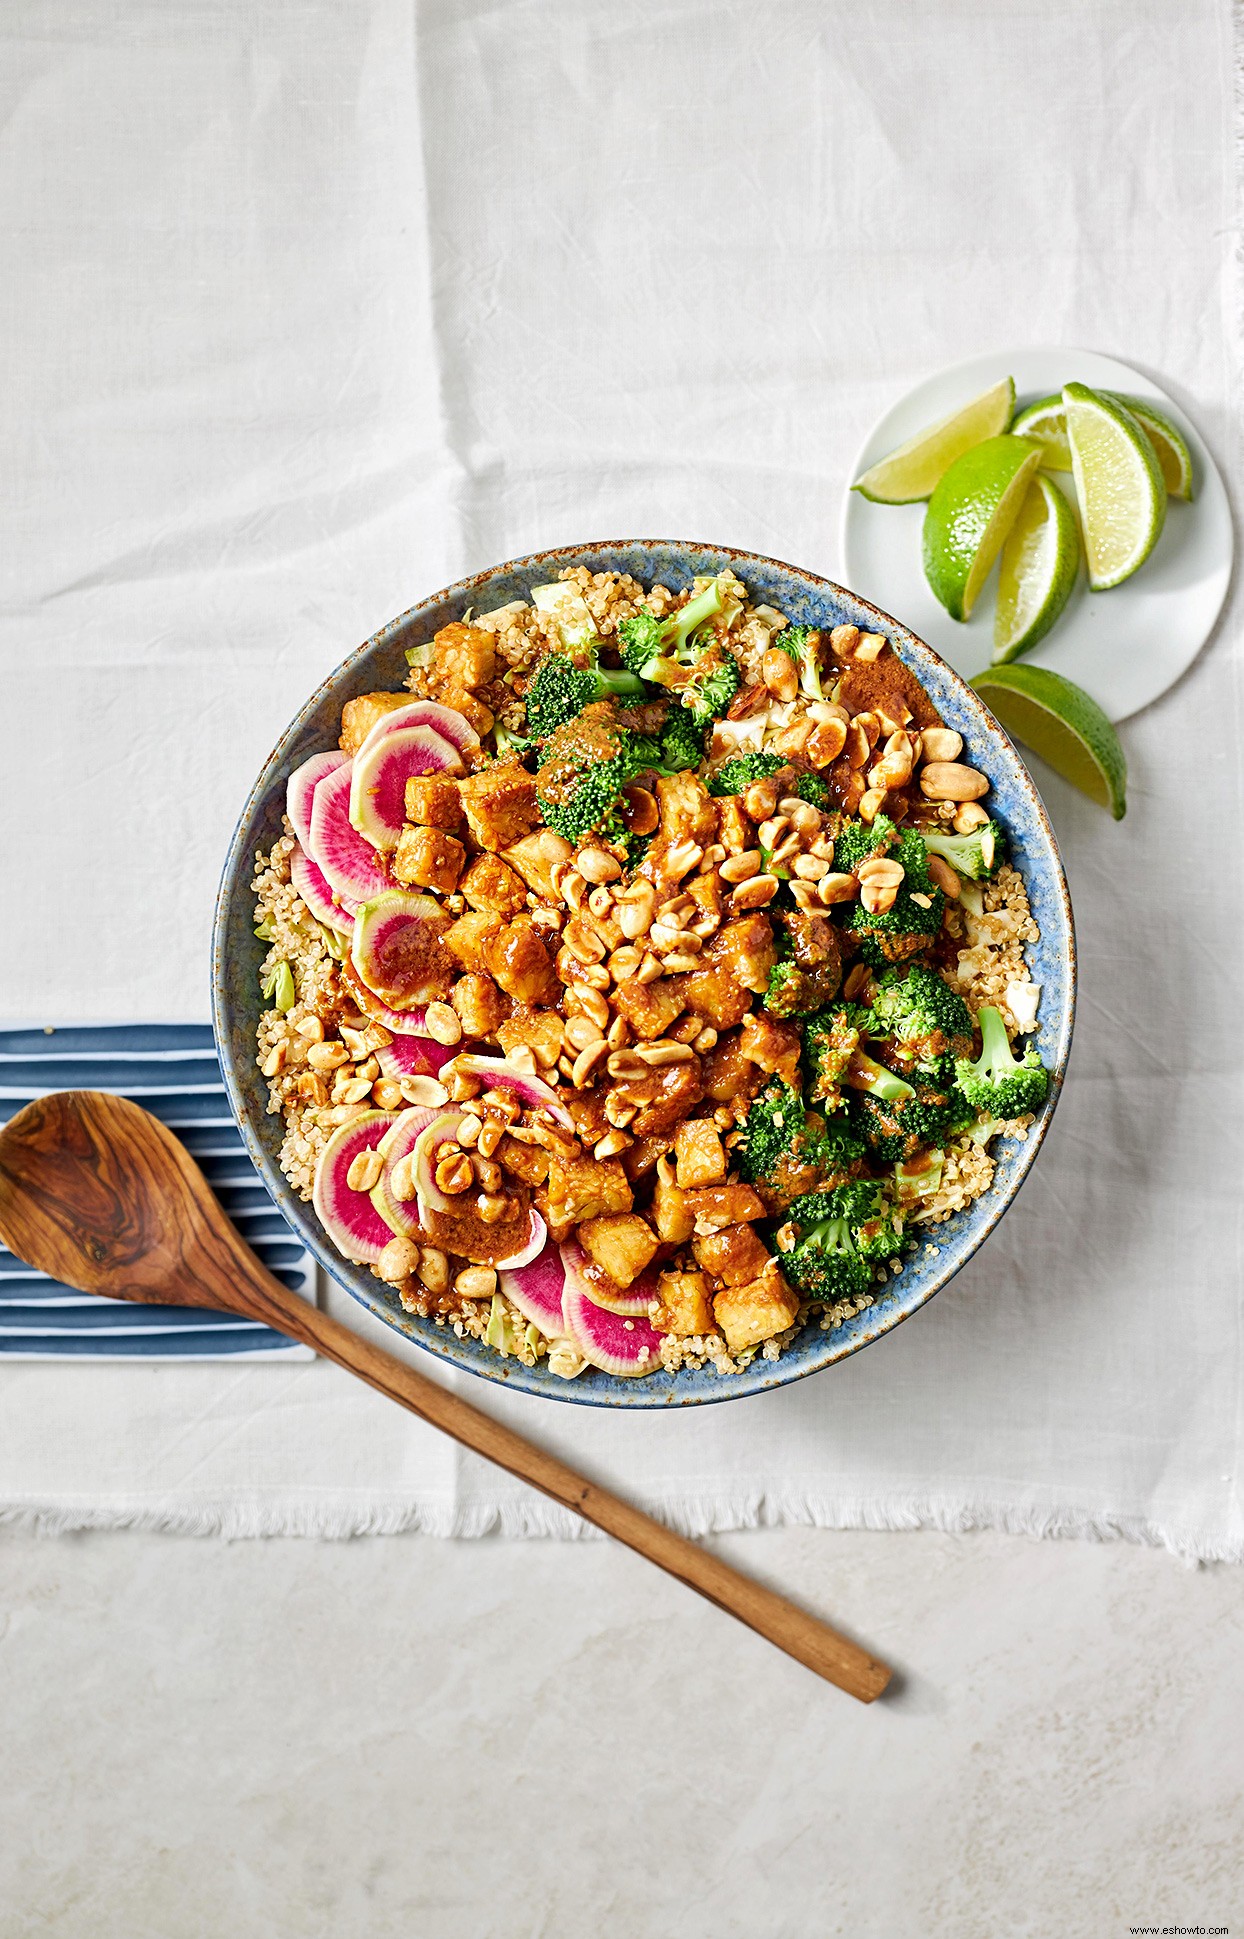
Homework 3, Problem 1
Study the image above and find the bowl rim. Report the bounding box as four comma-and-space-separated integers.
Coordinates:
213, 539, 1076, 1408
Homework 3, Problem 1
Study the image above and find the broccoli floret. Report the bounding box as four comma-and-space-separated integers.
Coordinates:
706, 752, 785, 798
867, 964, 975, 1077
844, 1049, 961, 1163
954, 1005, 1049, 1118
493, 722, 533, 759
773, 624, 828, 702
893, 1147, 945, 1205
833, 813, 898, 875
804, 1003, 869, 1103
681, 647, 741, 726
535, 718, 671, 844
735, 1080, 814, 1186
919, 819, 1004, 882
525, 650, 646, 740
658, 706, 706, 772
616, 576, 734, 683
788, 771, 830, 809
736, 1080, 865, 1205
844, 827, 945, 966
779, 1183, 885, 1304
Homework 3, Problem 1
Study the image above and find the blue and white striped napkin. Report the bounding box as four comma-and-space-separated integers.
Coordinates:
0, 1024, 315, 1360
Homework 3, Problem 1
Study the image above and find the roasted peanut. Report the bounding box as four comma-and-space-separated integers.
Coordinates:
572, 1040, 609, 1088
761, 645, 799, 701
345, 1147, 384, 1194
926, 853, 962, 898
435, 1150, 473, 1195
376, 1236, 420, 1284
390, 1153, 417, 1203
920, 761, 989, 802
398, 1074, 449, 1108
570, 982, 611, 1029
858, 787, 888, 824
860, 877, 898, 915
829, 624, 860, 660
476, 1193, 511, 1226
418, 1246, 449, 1293
455, 1264, 497, 1299
857, 855, 905, 890
743, 778, 780, 822
854, 632, 886, 663
719, 850, 761, 884
577, 846, 622, 884
261, 1042, 287, 1079
954, 800, 991, 833
818, 871, 860, 905
424, 1002, 463, 1046
806, 717, 848, 767
564, 1014, 605, 1053
372, 1078, 404, 1110
307, 1040, 349, 1071
920, 726, 964, 763
730, 874, 779, 909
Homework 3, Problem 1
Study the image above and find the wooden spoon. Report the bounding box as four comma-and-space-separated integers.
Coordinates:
0, 1090, 891, 1702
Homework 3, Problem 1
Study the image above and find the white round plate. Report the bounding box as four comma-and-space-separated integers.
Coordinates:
840, 347, 1232, 722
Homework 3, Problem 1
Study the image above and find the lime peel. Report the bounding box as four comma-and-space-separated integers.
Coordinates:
1062, 383, 1166, 591
973, 663, 1127, 820
994, 474, 1080, 663
853, 377, 1015, 505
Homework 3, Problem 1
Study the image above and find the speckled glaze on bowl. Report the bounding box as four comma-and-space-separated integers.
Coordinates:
213, 542, 1075, 1408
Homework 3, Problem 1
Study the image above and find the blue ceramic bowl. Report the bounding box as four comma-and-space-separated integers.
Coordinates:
213, 542, 1075, 1408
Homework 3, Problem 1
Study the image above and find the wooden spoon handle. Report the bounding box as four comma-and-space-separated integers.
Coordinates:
262, 1283, 891, 1702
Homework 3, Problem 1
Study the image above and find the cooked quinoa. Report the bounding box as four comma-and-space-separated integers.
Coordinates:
253, 566, 1049, 1380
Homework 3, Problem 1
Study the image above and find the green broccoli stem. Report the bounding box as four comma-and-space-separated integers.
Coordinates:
597, 666, 647, 702
667, 578, 725, 653
844, 1049, 915, 1103
975, 1004, 1013, 1077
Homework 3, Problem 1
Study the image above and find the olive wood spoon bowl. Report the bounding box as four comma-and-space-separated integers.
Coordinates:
0, 1090, 891, 1702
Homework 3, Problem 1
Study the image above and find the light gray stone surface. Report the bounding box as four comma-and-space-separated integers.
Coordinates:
3, 1525, 1241, 1937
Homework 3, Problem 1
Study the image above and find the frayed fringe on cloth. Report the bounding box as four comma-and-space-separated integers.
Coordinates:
1, 1494, 1239, 1563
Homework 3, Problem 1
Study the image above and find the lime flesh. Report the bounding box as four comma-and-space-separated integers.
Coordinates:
994, 474, 1081, 663
1013, 389, 1193, 499
853, 376, 1015, 504
1010, 394, 1072, 471
922, 435, 1043, 621
973, 663, 1126, 818
1061, 383, 1167, 590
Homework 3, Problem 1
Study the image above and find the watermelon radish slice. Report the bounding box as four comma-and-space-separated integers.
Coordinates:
287, 750, 347, 850
561, 1239, 659, 1317
499, 1234, 568, 1337
369, 1106, 442, 1241
495, 1210, 548, 1271
448, 1055, 573, 1128
308, 760, 392, 903
351, 891, 449, 1012
312, 1110, 400, 1264
290, 844, 357, 933
348, 725, 462, 851
357, 698, 480, 761
561, 1278, 664, 1378
340, 960, 428, 1037
375, 1036, 454, 1080
412, 1110, 468, 1216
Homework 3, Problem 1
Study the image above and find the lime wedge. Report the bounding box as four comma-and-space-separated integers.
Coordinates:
1109, 394, 1194, 501
1010, 394, 1073, 471
994, 475, 1080, 663
922, 435, 1043, 621
1013, 389, 1193, 500
1062, 383, 1166, 590
973, 663, 1126, 819
853, 376, 1015, 504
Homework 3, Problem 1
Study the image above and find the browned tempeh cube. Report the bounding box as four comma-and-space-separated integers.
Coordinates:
339, 691, 412, 756
693, 1222, 773, 1287
404, 775, 463, 830
460, 852, 528, 919
458, 765, 541, 851
391, 825, 465, 895
713, 1264, 800, 1355
653, 1269, 715, 1338
577, 1212, 659, 1288
674, 1118, 727, 1189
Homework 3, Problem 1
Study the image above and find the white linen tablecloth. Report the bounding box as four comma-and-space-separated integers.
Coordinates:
3, 0, 1242, 1557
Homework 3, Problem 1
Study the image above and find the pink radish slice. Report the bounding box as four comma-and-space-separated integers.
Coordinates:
290, 844, 356, 933
375, 1037, 454, 1080
308, 761, 393, 903
348, 725, 462, 851
494, 1210, 548, 1272
351, 891, 449, 1012
287, 750, 347, 850
561, 1278, 664, 1378
412, 1110, 468, 1216
448, 1055, 573, 1128
499, 1233, 568, 1336
369, 1106, 442, 1241
311, 1110, 400, 1265
340, 962, 428, 1038
358, 698, 480, 760
561, 1239, 659, 1317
